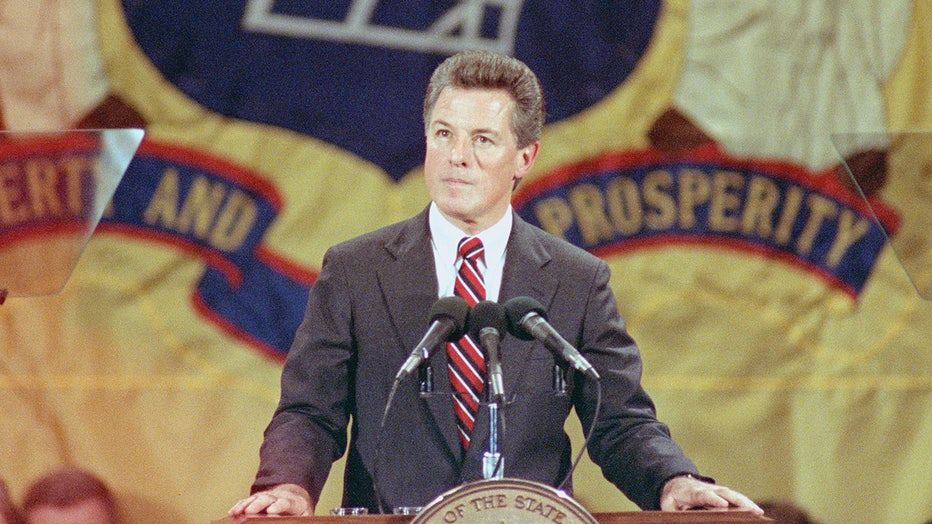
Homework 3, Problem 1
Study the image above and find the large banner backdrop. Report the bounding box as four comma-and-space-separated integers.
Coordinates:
1, 1, 929, 523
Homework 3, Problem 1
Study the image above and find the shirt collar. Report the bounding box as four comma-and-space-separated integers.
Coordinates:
428, 203, 512, 265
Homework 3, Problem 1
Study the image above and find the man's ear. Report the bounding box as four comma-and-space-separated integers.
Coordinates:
513, 141, 540, 183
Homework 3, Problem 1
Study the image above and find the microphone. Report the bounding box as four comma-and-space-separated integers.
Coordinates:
468, 300, 508, 402
395, 296, 470, 380
503, 297, 600, 380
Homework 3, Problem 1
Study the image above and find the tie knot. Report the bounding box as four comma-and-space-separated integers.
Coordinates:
458, 237, 484, 263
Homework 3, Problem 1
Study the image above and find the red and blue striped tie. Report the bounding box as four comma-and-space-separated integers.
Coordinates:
447, 236, 486, 449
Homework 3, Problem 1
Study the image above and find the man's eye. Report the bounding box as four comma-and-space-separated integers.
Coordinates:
475, 135, 492, 145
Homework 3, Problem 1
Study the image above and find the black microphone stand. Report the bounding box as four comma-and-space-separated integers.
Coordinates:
479, 325, 505, 480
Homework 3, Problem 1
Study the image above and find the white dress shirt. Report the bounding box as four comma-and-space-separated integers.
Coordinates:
428, 202, 511, 302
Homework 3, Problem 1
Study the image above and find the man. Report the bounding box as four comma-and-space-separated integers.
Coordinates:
21, 468, 118, 524
230, 50, 762, 517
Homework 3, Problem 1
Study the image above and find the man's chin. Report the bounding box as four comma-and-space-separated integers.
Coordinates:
435, 203, 481, 228
434, 199, 471, 219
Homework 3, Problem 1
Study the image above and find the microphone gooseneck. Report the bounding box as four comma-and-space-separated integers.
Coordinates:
468, 300, 508, 402
469, 300, 509, 480
501, 296, 541, 341
503, 296, 600, 380
394, 296, 470, 380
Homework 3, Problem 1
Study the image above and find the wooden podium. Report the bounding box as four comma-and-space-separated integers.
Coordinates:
215, 479, 769, 524
213, 511, 768, 523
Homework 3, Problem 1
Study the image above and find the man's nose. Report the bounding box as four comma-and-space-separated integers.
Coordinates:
450, 137, 469, 165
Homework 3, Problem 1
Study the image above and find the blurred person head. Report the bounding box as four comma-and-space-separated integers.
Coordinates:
1, 478, 25, 524
21, 468, 117, 524
758, 499, 821, 524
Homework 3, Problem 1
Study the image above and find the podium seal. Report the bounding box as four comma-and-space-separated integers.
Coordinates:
412, 478, 598, 524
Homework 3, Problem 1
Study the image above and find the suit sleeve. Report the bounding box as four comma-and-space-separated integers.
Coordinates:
251, 245, 355, 503
570, 260, 704, 509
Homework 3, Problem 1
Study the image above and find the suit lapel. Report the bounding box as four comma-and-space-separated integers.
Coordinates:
499, 214, 559, 309
498, 214, 561, 397
376, 209, 462, 462
378, 211, 438, 352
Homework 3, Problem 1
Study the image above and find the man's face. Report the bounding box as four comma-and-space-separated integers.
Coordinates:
424, 87, 538, 234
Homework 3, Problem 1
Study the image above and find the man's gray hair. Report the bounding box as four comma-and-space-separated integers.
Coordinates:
423, 50, 545, 149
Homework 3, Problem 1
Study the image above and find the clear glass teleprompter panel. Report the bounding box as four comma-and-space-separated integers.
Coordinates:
831, 131, 931, 300
0, 129, 144, 303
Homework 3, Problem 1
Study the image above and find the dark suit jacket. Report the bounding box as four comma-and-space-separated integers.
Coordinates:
252, 208, 701, 511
